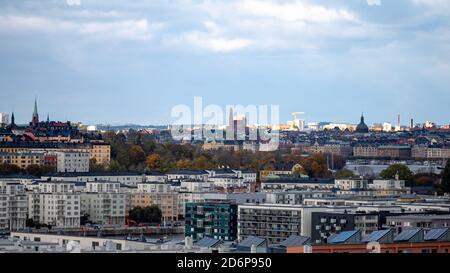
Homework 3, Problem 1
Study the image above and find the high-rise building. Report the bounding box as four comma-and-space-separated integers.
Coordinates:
0, 112, 9, 127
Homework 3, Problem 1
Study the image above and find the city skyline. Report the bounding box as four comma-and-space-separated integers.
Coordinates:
1, 0, 450, 125
0, 98, 445, 128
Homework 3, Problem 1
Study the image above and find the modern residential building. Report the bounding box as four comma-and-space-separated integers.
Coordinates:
81, 181, 126, 225
237, 204, 325, 244
335, 179, 369, 190
0, 180, 27, 231
130, 192, 180, 222
80, 193, 126, 226
27, 182, 81, 228
42, 172, 145, 186
185, 202, 238, 241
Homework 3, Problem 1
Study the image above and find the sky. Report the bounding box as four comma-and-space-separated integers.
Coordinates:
0, 0, 449, 126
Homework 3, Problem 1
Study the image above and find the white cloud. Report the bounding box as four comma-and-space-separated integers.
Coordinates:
410, 0, 450, 12
0, 15, 163, 42
234, 0, 355, 23
66, 0, 81, 6
185, 33, 253, 52
367, 0, 382, 6
168, 20, 253, 52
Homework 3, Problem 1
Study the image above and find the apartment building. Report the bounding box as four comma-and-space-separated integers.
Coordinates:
0, 152, 47, 169
27, 182, 81, 228
136, 182, 171, 193
311, 211, 381, 244
54, 151, 89, 173
131, 183, 180, 222
353, 145, 378, 158
335, 179, 369, 190
80, 193, 126, 226
0, 142, 110, 167
306, 143, 353, 157
81, 181, 126, 226
185, 202, 238, 241
42, 172, 145, 186
0, 181, 27, 231
237, 204, 325, 244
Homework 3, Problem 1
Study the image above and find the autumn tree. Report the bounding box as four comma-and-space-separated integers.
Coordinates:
146, 154, 162, 170
129, 145, 146, 166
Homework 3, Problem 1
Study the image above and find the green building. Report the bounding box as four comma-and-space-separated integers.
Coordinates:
185, 202, 238, 241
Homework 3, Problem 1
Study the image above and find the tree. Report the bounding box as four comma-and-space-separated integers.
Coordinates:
0, 163, 22, 175
146, 154, 161, 170
128, 206, 162, 224
441, 160, 450, 193
25, 165, 55, 177
80, 213, 91, 226
129, 145, 146, 165
89, 158, 106, 172
380, 164, 414, 187
335, 169, 355, 179
176, 159, 192, 170
26, 218, 36, 228
292, 164, 307, 175
191, 155, 214, 170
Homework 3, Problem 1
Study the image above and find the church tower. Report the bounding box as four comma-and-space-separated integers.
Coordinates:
32, 98, 39, 127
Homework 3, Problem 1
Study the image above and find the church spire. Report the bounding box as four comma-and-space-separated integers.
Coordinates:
11, 112, 15, 125
32, 98, 39, 127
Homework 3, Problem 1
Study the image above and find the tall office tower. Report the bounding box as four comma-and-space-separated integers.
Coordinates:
0, 112, 9, 127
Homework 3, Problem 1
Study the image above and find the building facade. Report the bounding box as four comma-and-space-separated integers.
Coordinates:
185, 202, 238, 241
0, 181, 27, 231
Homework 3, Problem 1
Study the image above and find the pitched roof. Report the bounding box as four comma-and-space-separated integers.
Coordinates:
362, 229, 392, 243
279, 235, 310, 247
328, 230, 360, 244
195, 237, 223, 248
238, 236, 266, 248
424, 228, 449, 241
394, 228, 422, 242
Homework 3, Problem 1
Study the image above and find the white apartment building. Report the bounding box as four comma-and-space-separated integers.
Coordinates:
145, 173, 167, 183
0, 181, 27, 231
334, 179, 368, 190
80, 193, 126, 226
370, 179, 406, 190
136, 183, 171, 193
203, 192, 267, 204
55, 151, 90, 173
81, 181, 125, 226
237, 204, 326, 244
209, 176, 244, 189
85, 181, 120, 193
28, 182, 80, 228
180, 181, 213, 193
42, 172, 145, 186
265, 191, 333, 205
166, 170, 209, 182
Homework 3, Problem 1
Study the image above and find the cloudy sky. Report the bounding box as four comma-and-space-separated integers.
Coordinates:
0, 0, 449, 126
